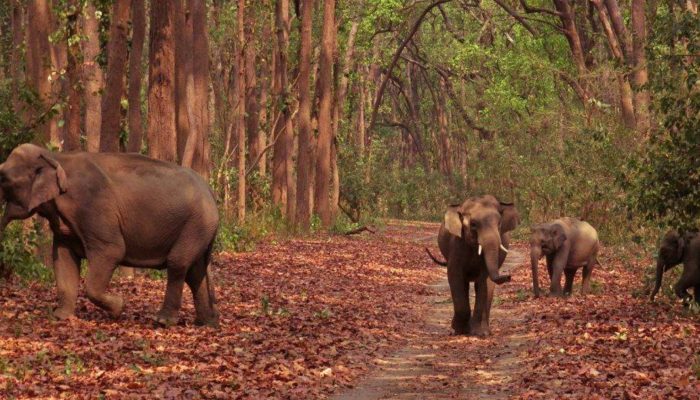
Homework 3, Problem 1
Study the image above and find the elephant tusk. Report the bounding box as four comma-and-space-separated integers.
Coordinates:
478, 245, 482, 255
500, 244, 509, 253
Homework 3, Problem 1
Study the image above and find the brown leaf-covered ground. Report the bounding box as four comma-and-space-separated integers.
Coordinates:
1, 221, 699, 399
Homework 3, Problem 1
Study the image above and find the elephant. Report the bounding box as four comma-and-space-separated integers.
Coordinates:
529, 217, 599, 297
650, 230, 700, 304
426, 195, 519, 336
0, 143, 220, 327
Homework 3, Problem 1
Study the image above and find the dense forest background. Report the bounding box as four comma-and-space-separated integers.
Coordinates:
0, 0, 697, 274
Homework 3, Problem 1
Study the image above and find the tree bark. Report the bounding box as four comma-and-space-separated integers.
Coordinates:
189, 0, 211, 177
127, 0, 146, 153
9, 0, 24, 116
631, 0, 650, 135
236, 0, 247, 223
295, 0, 314, 230
26, 0, 53, 144
314, 0, 336, 228
175, 0, 193, 160
272, 0, 291, 213
245, 6, 261, 179
82, 1, 104, 152
64, 3, 82, 151
147, 0, 178, 162
101, 0, 131, 152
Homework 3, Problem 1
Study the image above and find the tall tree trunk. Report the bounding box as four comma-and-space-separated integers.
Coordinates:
356, 77, 366, 154
272, 0, 291, 214
190, 0, 211, 177
175, 0, 193, 160
314, 0, 336, 228
64, 4, 82, 151
127, 0, 146, 153
236, 0, 247, 223
552, 0, 590, 110
245, 6, 261, 179
9, 0, 24, 116
295, 0, 313, 230
49, 12, 67, 149
591, 0, 637, 129
147, 0, 178, 162
82, 1, 104, 152
101, 0, 131, 152
26, 0, 53, 144
631, 0, 650, 135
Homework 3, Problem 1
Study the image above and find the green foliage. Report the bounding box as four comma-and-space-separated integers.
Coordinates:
624, 6, 700, 232
0, 221, 51, 283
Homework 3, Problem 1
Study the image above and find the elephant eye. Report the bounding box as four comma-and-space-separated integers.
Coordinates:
35, 167, 43, 174
469, 221, 478, 230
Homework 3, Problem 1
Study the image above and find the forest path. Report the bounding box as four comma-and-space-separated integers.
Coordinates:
333, 222, 531, 399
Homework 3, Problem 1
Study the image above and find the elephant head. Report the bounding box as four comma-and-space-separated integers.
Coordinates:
650, 230, 690, 301
529, 223, 567, 296
0, 144, 67, 230
443, 196, 518, 285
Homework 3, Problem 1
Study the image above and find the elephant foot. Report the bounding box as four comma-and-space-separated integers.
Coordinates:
108, 297, 125, 318
469, 325, 492, 337
153, 310, 179, 327
451, 316, 470, 335
194, 314, 221, 329
52, 306, 76, 320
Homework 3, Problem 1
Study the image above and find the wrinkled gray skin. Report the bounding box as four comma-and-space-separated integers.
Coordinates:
530, 218, 599, 297
428, 195, 519, 336
0, 144, 220, 327
650, 230, 700, 304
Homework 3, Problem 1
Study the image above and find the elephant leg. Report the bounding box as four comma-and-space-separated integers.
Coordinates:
673, 277, 693, 304
563, 268, 576, 296
52, 242, 81, 320
447, 261, 470, 335
546, 255, 554, 280
154, 266, 187, 326
581, 262, 594, 295
471, 274, 491, 337
186, 256, 220, 328
84, 255, 123, 318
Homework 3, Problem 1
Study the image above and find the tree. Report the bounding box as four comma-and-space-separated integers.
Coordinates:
314, 0, 336, 227
26, 0, 54, 144
295, 0, 314, 230
63, 2, 81, 151
127, 0, 146, 153
82, 1, 103, 152
272, 0, 292, 217
236, 0, 247, 222
147, 0, 178, 162
100, 0, 131, 152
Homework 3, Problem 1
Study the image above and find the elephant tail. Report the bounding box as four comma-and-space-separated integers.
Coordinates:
204, 235, 217, 309
425, 248, 447, 266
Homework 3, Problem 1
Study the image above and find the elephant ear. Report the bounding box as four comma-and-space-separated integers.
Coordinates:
444, 206, 465, 238
550, 224, 567, 249
498, 202, 519, 233
28, 154, 68, 211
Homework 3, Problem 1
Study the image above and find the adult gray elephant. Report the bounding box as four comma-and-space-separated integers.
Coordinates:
426, 195, 519, 336
650, 230, 700, 304
529, 218, 599, 297
0, 144, 220, 327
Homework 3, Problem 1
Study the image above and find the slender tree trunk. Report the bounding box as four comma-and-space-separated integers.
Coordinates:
272, 0, 291, 214
100, 0, 131, 152
236, 0, 247, 223
314, 0, 336, 227
26, 0, 53, 144
82, 1, 104, 152
357, 77, 366, 154
591, 0, 637, 129
9, 0, 24, 116
64, 4, 82, 151
631, 0, 650, 135
190, 0, 211, 177
49, 12, 67, 149
295, 0, 313, 230
175, 0, 193, 160
127, 0, 146, 153
147, 0, 178, 162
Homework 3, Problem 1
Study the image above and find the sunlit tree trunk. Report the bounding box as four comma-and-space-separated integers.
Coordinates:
64, 4, 82, 151
147, 0, 178, 162
236, 0, 247, 223
314, 0, 336, 228
271, 0, 290, 212
82, 1, 103, 152
295, 0, 313, 230
101, 0, 131, 152
9, 0, 24, 116
26, 0, 53, 144
175, 0, 192, 160
190, 0, 211, 177
631, 0, 650, 135
125, 0, 146, 153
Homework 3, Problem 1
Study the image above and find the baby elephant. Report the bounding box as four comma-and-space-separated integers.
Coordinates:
530, 218, 599, 297
650, 230, 700, 304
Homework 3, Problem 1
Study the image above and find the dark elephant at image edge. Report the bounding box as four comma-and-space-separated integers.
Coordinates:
529, 217, 600, 298
0, 143, 220, 327
426, 195, 519, 336
650, 230, 700, 304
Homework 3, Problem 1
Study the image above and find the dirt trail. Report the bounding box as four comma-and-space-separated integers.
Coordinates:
333, 222, 531, 400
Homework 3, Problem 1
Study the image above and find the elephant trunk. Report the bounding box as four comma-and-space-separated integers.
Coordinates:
530, 245, 542, 297
650, 257, 665, 301
479, 230, 511, 285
